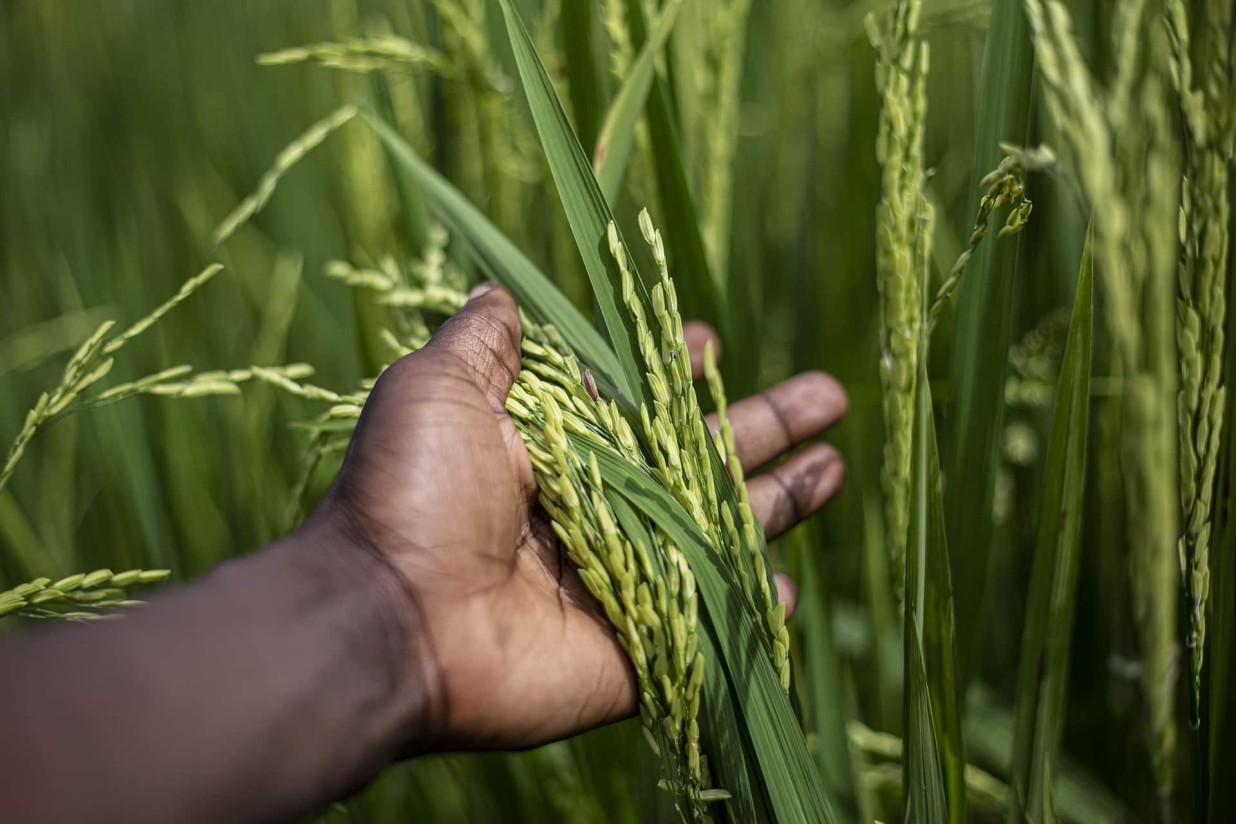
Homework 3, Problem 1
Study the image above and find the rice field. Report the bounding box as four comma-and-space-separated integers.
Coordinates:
1, 0, 1233, 820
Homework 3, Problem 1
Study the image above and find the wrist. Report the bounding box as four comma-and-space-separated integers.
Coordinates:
285, 512, 448, 757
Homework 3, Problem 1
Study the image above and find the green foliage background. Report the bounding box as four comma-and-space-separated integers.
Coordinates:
0, 0, 1225, 820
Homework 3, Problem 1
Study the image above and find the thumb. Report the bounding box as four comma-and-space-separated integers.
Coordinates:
428, 282, 523, 411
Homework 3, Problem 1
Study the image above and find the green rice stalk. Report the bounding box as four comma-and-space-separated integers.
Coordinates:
599, 0, 657, 211
867, 0, 934, 610
328, 0, 403, 372
0, 568, 169, 621
634, 211, 787, 690
516, 217, 792, 813
327, 260, 467, 316
327, 225, 469, 352
1165, 0, 1233, 726
257, 35, 449, 75
678, 0, 753, 281
212, 106, 359, 247
602, 0, 635, 82
0, 264, 223, 496
1023, 0, 1182, 807
926, 145, 1047, 334
429, 0, 538, 243
0, 251, 334, 508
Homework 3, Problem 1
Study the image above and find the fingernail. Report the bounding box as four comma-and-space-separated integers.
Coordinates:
467, 282, 496, 301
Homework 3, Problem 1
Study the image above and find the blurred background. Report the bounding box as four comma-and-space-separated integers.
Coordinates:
0, 0, 1176, 820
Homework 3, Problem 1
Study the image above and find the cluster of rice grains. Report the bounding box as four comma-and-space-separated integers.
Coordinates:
866, 0, 933, 610
0, 265, 224, 495
0, 569, 170, 621
1165, 0, 1234, 726
0, 255, 347, 617
508, 213, 786, 820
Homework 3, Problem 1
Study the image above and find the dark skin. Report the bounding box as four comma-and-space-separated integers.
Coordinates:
0, 285, 847, 823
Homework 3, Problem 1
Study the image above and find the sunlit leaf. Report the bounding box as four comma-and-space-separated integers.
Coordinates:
363, 113, 629, 404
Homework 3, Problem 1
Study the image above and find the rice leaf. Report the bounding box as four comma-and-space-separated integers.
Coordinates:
560, 0, 604, 152
618, 0, 723, 333
904, 618, 949, 823
1007, 227, 1093, 823
579, 435, 836, 823
362, 112, 630, 405
794, 528, 859, 819
944, 0, 1036, 684
498, 0, 649, 409
594, 0, 683, 204
905, 356, 966, 822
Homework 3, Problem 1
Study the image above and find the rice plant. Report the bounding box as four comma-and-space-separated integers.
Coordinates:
1022, 0, 1182, 808
0, 568, 169, 621
5, 0, 1236, 821
867, 0, 933, 610
1166, 0, 1234, 726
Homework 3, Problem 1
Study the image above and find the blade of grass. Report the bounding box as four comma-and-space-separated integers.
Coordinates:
906, 357, 967, 822
362, 112, 630, 406
945, 0, 1036, 685
593, 0, 683, 205
794, 526, 859, 819
1006, 227, 1093, 822
560, 0, 604, 152
498, 0, 649, 410
905, 618, 949, 823
619, 0, 723, 335
692, 633, 768, 821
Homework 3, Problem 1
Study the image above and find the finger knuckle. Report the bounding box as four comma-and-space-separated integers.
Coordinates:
811, 448, 846, 499
443, 312, 511, 353
442, 314, 520, 376
826, 452, 847, 493
795, 370, 848, 416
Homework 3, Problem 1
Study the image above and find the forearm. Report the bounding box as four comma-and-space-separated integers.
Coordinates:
0, 519, 437, 823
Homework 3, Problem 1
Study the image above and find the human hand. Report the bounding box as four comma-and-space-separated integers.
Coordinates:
310, 284, 848, 753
